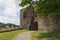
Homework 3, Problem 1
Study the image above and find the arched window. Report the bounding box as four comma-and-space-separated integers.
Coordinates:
23, 12, 27, 19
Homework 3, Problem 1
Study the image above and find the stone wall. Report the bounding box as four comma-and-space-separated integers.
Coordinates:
20, 7, 60, 31
49, 15, 60, 32
20, 7, 34, 30
36, 15, 60, 32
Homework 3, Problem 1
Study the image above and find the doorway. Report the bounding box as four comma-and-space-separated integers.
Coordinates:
29, 21, 38, 31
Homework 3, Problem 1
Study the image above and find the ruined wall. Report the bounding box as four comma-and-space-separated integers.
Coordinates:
20, 7, 34, 30
36, 15, 60, 32
20, 7, 60, 31
35, 17, 48, 31
49, 15, 60, 32
20, 9, 25, 28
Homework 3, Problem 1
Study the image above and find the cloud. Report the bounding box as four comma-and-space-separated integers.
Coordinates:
4, 0, 19, 17
0, 16, 20, 25
0, 0, 20, 25
0, 0, 6, 10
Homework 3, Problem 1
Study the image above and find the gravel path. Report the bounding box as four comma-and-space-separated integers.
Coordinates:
13, 31, 33, 40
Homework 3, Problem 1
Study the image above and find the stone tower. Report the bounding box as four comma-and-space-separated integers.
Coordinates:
20, 7, 36, 30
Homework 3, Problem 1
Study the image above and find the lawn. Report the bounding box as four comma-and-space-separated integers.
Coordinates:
0, 30, 27, 40
31, 31, 60, 40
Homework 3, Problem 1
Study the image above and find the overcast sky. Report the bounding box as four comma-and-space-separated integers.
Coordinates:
0, 0, 22, 25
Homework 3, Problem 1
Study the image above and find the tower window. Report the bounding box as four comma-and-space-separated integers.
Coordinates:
23, 12, 27, 19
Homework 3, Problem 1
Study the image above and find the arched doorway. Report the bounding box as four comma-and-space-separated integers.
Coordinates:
34, 21, 38, 31
29, 21, 38, 31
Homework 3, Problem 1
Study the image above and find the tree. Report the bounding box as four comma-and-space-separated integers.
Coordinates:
20, 0, 60, 32
0, 22, 5, 28
20, 0, 60, 17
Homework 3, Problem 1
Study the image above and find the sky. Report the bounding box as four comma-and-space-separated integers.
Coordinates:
0, 0, 22, 25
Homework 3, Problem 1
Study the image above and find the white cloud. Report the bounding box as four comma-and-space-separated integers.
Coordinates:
0, 0, 6, 10
0, 0, 20, 25
4, 6, 17, 17
0, 16, 20, 25
4, 0, 18, 17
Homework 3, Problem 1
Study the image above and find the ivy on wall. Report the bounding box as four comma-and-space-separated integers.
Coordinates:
20, 0, 60, 17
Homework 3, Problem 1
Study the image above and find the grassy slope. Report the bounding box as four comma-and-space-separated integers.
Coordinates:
0, 30, 27, 40
31, 31, 60, 40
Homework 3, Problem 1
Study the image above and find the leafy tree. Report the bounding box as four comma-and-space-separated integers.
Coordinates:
6, 23, 14, 28
0, 22, 6, 28
20, 0, 60, 17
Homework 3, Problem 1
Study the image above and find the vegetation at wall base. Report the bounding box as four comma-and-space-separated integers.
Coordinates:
31, 31, 60, 40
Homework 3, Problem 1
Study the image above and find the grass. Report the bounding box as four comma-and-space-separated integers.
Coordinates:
31, 31, 60, 40
0, 30, 27, 40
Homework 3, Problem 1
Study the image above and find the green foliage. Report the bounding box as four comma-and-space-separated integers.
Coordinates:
20, 0, 32, 7
20, 0, 60, 17
0, 23, 5, 28
32, 31, 60, 40
0, 22, 18, 28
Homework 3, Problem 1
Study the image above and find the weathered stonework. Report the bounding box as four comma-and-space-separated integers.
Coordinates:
20, 7, 60, 31
20, 7, 35, 30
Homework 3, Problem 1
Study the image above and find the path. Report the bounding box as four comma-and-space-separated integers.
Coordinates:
13, 31, 33, 40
